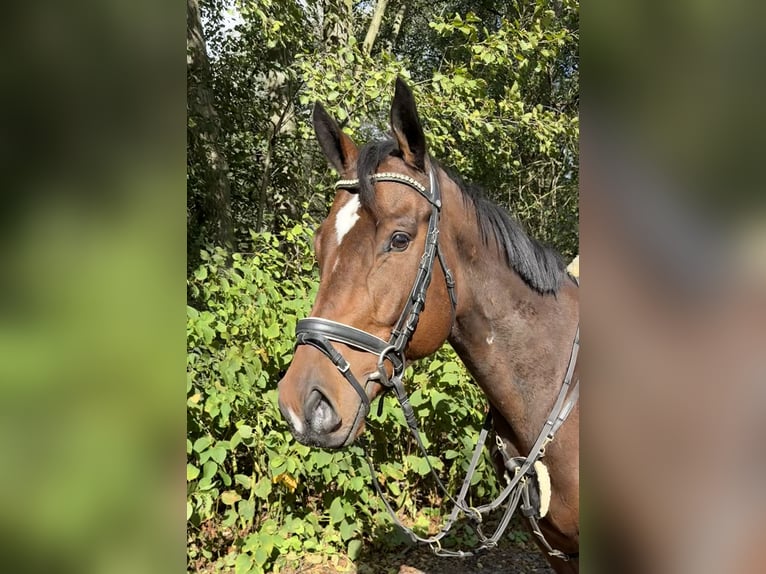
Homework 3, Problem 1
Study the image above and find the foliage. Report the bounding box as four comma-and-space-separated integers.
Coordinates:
187, 222, 502, 572
187, 1, 578, 570
188, 0, 579, 265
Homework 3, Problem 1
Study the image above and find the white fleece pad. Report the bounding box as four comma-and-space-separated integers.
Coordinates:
534, 460, 551, 518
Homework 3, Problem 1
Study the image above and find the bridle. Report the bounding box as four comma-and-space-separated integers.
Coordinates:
293, 161, 580, 559
295, 163, 457, 447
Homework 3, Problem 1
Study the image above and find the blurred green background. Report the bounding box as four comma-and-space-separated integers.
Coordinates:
2, 0, 765, 571
0, 1, 183, 573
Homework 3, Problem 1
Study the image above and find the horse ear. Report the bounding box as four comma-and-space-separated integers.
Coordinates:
390, 77, 427, 171
313, 103, 358, 174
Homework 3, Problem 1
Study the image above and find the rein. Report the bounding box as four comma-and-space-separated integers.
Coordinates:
294, 163, 579, 559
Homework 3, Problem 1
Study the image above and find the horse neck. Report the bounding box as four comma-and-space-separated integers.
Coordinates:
441, 182, 579, 453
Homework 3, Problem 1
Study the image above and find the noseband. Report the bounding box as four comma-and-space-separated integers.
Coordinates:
294, 164, 457, 446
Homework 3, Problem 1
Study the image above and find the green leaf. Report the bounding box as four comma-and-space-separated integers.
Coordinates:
311, 450, 332, 468
409, 388, 424, 407
262, 321, 280, 339
253, 545, 269, 567
193, 436, 212, 453
221, 490, 241, 505
339, 519, 357, 541
381, 463, 405, 481
262, 534, 279, 559
238, 498, 255, 523
328, 497, 345, 524
234, 553, 253, 574
201, 461, 218, 481
269, 454, 287, 472
347, 539, 362, 560
412, 456, 431, 476
254, 478, 272, 500
234, 474, 252, 489
208, 446, 227, 464
187, 464, 200, 481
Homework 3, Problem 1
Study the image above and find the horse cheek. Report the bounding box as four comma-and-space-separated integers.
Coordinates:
407, 286, 452, 359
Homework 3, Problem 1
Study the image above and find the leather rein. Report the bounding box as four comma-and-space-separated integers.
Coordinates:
294, 163, 580, 559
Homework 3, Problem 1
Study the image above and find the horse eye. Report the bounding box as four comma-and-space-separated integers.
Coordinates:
390, 232, 410, 251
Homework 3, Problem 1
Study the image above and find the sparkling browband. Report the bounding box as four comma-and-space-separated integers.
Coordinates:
335, 172, 429, 197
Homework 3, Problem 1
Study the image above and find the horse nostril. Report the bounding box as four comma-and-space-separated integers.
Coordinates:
305, 389, 341, 435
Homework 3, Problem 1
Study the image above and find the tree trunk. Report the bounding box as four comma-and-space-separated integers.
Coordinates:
387, 2, 407, 51
187, 0, 233, 248
254, 83, 295, 232
322, 0, 354, 47
363, 0, 390, 55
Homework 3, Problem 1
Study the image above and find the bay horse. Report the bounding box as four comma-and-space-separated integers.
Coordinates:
277, 78, 579, 573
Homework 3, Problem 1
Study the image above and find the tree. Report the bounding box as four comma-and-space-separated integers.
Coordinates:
362, 0, 391, 55
187, 0, 233, 255
187, 0, 579, 261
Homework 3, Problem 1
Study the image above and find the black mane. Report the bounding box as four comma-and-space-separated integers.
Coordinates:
354, 138, 566, 294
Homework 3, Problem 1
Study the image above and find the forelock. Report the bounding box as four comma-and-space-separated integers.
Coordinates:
355, 139, 400, 212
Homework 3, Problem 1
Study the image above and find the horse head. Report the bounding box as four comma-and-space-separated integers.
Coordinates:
277, 79, 456, 448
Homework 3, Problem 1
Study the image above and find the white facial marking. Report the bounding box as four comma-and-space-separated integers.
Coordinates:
286, 406, 304, 435
335, 195, 360, 245
486, 331, 495, 345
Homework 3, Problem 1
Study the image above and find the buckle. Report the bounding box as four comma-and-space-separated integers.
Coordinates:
377, 345, 404, 383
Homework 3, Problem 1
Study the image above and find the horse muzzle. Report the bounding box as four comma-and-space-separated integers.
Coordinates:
277, 364, 374, 449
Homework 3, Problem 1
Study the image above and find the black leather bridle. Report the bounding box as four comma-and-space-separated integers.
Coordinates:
294, 164, 457, 446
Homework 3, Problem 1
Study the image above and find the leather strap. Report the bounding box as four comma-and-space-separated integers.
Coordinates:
296, 318, 404, 373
